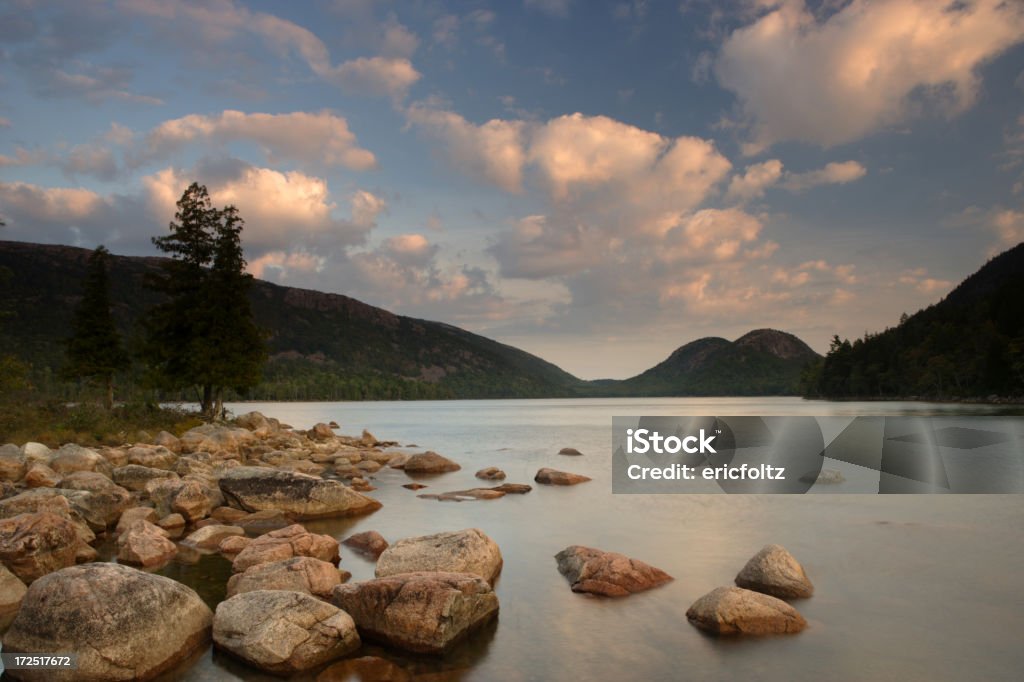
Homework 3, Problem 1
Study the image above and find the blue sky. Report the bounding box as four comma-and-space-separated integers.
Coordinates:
1, 0, 1023, 379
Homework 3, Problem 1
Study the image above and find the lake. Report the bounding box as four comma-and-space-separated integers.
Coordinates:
159, 397, 1024, 681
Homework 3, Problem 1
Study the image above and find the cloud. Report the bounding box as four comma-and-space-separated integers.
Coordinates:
715, 0, 1024, 149
329, 56, 421, 100
136, 110, 377, 170
32, 61, 164, 105
726, 159, 783, 202
0, 182, 107, 225
0, 148, 45, 168
525, 0, 572, 17
899, 268, 952, 295
782, 160, 867, 192
0, 118, 10, 129
726, 159, 866, 202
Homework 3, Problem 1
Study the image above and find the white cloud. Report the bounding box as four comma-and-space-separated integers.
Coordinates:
715, 0, 1024, 149
330, 56, 421, 100
782, 161, 867, 192
726, 159, 783, 202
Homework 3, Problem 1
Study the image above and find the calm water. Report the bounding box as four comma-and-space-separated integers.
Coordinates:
159, 398, 1024, 681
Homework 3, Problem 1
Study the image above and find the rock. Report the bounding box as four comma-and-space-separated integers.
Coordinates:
235, 509, 294, 534
800, 468, 845, 485
734, 544, 814, 599
402, 483, 427, 490
555, 546, 673, 597
355, 460, 382, 474
342, 531, 389, 559
491, 483, 532, 494
172, 479, 214, 522
49, 444, 111, 477
219, 535, 251, 556
402, 451, 461, 474
328, 420, 340, 429
214, 590, 359, 674
127, 446, 177, 470
332, 572, 498, 654
211, 506, 249, 524
227, 556, 343, 598
0, 563, 27, 613
310, 423, 336, 441
117, 520, 177, 567
58, 470, 118, 492
0, 512, 82, 583
475, 467, 506, 480
349, 477, 375, 492
219, 466, 382, 519
183, 524, 245, 550
418, 488, 507, 502
157, 513, 186, 534
376, 528, 502, 584
116, 506, 160, 534
235, 411, 271, 432
2, 562, 212, 680
57, 485, 133, 530
23, 463, 60, 488
113, 464, 179, 491
20, 442, 53, 466
0, 490, 95, 546
535, 468, 591, 485
317, 656, 410, 682
685, 586, 808, 635
0, 443, 27, 481
179, 424, 256, 454
153, 430, 181, 452
280, 460, 327, 477
558, 447, 583, 455
232, 524, 340, 573
174, 457, 214, 480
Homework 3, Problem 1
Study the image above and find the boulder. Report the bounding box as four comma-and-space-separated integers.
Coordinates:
23, 463, 60, 488
309, 423, 336, 440
116, 506, 160, 534
157, 513, 186, 533
0, 490, 95, 546
226, 556, 342, 598
535, 468, 591, 486
0, 512, 82, 583
219, 535, 251, 556
2, 562, 212, 680
20, 442, 53, 466
376, 528, 502, 584
171, 479, 214, 522
117, 520, 177, 567
342, 530, 389, 559
734, 544, 814, 599
235, 509, 294, 534
48, 444, 111, 477
179, 424, 256, 455
475, 467, 506, 481
402, 451, 461, 474
332, 572, 498, 654
686, 586, 808, 635
113, 464, 179, 491
57, 486, 133, 530
219, 467, 382, 520
0, 562, 27, 613
126, 446, 177, 470
232, 524, 340, 573
555, 546, 673, 597
491, 483, 532, 494
235, 411, 271, 432
153, 431, 181, 452
214, 590, 359, 674
211, 506, 249, 524
0, 443, 26, 481
558, 447, 583, 456
182, 524, 244, 550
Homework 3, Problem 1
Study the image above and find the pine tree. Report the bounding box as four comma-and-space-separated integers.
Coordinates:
63, 245, 128, 409
143, 183, 265, 418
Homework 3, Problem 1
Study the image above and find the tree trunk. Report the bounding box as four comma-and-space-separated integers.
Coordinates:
201, 384, 213, 419
104, 376, 114, 410
213, 387, 224, 422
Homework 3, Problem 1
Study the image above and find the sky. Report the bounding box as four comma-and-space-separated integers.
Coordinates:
1, 0, 1023, 380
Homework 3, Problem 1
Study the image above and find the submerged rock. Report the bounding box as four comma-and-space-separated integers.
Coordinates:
332, 572, 498, 654
734, 544, 814, 599
376, 528, 502, 584
555, 545, 673, 597
214, 590, 359, 674
342, 530, 389, 559
227, 556, 343, 599
219, 467, 382, 519
475, 467, 506, 480
232, 524, 340, 573
491, 483, 532, 494
2, 563, 212, 680
686, 586, 807, 635
418, 488, 506, 502
534, 468, 591, 485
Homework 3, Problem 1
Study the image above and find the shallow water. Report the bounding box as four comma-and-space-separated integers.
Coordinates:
158, 398, 1024, 681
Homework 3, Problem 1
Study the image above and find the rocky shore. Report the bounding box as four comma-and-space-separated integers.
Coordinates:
0, 412, 818, 679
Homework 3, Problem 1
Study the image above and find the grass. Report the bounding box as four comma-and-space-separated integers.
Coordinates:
0, 400, 204, 448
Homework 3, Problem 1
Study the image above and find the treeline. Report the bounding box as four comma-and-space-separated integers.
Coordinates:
802, 244, 1024, 400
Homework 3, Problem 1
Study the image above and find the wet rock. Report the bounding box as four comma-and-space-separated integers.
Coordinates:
117, 520, 177, 567
534, 468, 591, 485
0, 443, 26, 481
332, 572, 498, 654
558, 447, 583, 456
317, 656, 411, 682
402, 483, 427, 491
401, 451, 461, 474
0, 562, 27, 614
686, 586, 807, 635
214, 590, 359, 674
113, 464, 179, 491
116, 506, 160, 534
376, 528, 502, 584
418, 488, 506, 502
22, 463, 60, 488
2, 562, 212, 680
555, 545, 673, 597
475, 467, 506, 481
232, 524, 340, 573
734, 544, 814, 599
219, 466, 382, 520
491, 483, 532, 494
0, 512, 82, 583
183, 524, 245, 550
342, 531, 389, 559
227, 556, 343, 598
49, 444, 111, 477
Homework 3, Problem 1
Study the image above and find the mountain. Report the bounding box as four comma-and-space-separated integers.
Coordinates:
605, 329, 820, 396
0, 240, 822, 400
805, 242, 1024, 399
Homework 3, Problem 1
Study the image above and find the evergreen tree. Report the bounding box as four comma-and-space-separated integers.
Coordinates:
143, 183, 265, 418
63, 245, 128, 408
